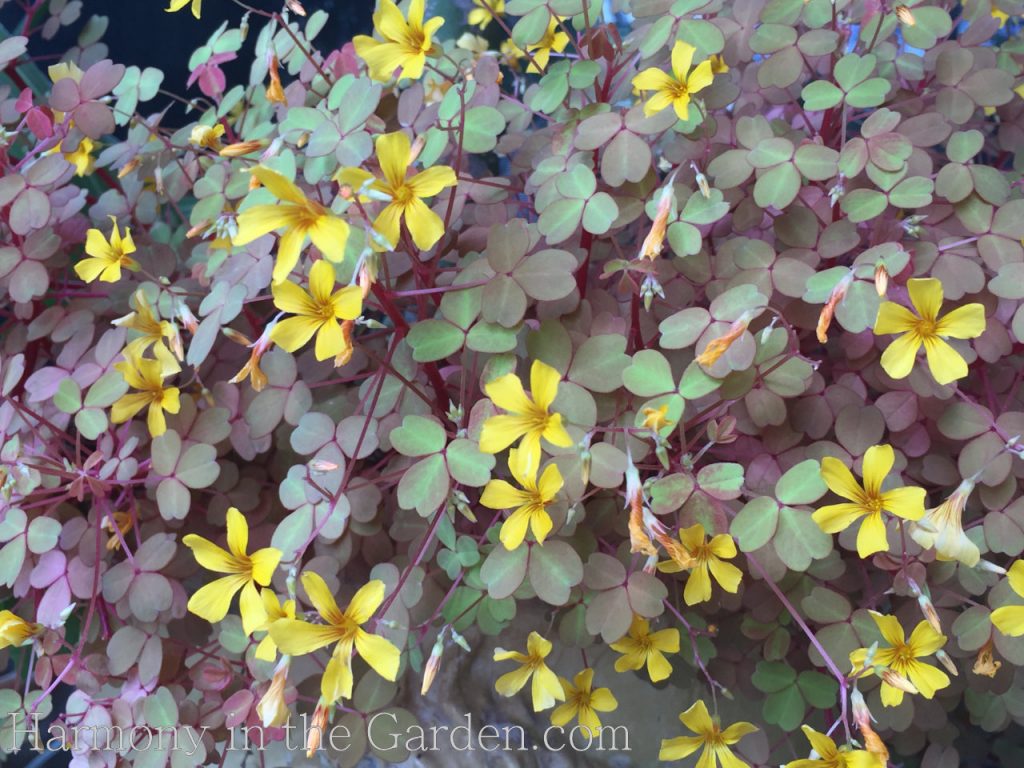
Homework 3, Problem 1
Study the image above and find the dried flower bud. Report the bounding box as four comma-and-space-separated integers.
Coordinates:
817, 271, 853, 344
257, 657, 291, 727
973, 638, 1001, 677
895, 5, 916, 25
118, 157, 141, 178
266, 55, 287, 104
697, 311, 755, 367
639, 170, 678, 260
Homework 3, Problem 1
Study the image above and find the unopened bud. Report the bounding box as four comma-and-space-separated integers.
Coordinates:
285, 0, 307, 15
978, 560, 1007, 575
306, 700, 329, 757
655, 443, 669, 470
421, 635, 445, 695
219, 139, 267, 157
118, 157, 141, 178
935, 649, 958, 677
409, 135, 427, 164
880, 668, 919, 694
309, 459, 339, 473
186, 221, 210, 239
874, 262, 889, 296
257, 657, 291, 727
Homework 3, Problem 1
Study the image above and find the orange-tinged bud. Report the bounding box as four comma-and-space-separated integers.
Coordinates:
285, 0, 307, 15
358, 256, 379, 299
936, 649, 958, 677
973, 638, 1002, 677
874, 262, 889, 296
421, 635, 445, 695
219, 140, 267, 157
186, 221, 210, 239
696, 311, 754, 367
118, 157, 141, 178
266, 55, 287, 104
895, 5, 915, 24
817, 272, 853, 344
249, 174, 261, 191
861, 722, 889, 764
409, 135, 427, 164
306, 700, 328, 757
655, 530, 697, 571
309, 459, 339, 473
628, 493, 658, 558
639, 171, 677, 260
102, 512, 133, 551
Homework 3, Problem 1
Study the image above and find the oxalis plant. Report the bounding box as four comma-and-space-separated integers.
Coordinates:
1, 0, 1024, 765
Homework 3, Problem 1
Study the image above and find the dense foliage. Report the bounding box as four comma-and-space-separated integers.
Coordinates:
2, 0, 1024, 766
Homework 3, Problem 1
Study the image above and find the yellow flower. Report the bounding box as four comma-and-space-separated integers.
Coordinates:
182, 508, 282, 635
269, 260, 362, 361
493, 631, 564, 712
478, 359, 573, 474
501, 39, 525, 69
873, 277, 986, 385
992, 560, 1024, 637
226, 321, 277, 391
658, 524, 742, 606
456, 32, 490, 55
785, 725, 881, 768
166, 0, 201, 18
254, 591, 296, 662
257, 657, 291, 728
337, 131, 457, 251
632, 41, 715, 121
641, 404, 673, 432
550, 669, 618, 737
992, 7, 1010, 26
609, 615, 680, 682
233, 166, 350, 285
113, 289, 181, 375
270, 575, 401, 704
75, 216, 140, 283
64, 136, 95, 176
190, 123, 225, 150
0, 610, 43, 649
526, 18, 570, 74
813, 444, 925, 558
353, 0, 443, 82
909, 476, 980, 566
709, 54, 729, 75
659, 699, 758, 766
480, 448, 564, 550
849, 612, 950, 707
468, 0, 503, 29
111, 351, 181, 437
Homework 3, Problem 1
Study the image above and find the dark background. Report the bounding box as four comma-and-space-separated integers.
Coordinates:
1, 0, 375, 124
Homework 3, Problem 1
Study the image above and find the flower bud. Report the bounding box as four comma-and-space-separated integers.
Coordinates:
973, 638, 1001, 678
306, 699, 329, 757
219, 139, 267, 157
285, 0, 307, 15
874, 262, 889, 297
421, 635, 445, 695
257, 657, 291, 727
266, 55, 287, 104
880, 668, 919, 694
895, 5, 915, 25
935, 649, 958, 677
118, 157, 141, 178
309, 459, 339, 473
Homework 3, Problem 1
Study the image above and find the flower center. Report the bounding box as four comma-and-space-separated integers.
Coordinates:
393, 184, 416, 206
314, 299, 337, 322
915, 317, 938, 337
670, 80, 690, 100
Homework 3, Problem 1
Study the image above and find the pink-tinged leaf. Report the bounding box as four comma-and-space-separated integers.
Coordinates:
27, 108, 53, 139
195, 659, 234, 692
862, 0, 882, 25
0, 35, 27, 68
50, 77, 81, 112
72, 101, 115, 138
223, 690, 255, 729
198, 66, 227, 99
80, 60, 126, 100
30, 550, 67, 589
9, 261, 49, 304
10, 188, 51, 235
129, 573, 172, 621
16, 88, 33, 112
38, 578, 72, 627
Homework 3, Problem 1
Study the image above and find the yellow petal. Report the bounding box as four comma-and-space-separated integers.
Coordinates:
486, 371, 533, 414
270, 618, 342, 655
307, 259, 337, 304
480, 480, 532, 510
880, 332, 921, 380
376, 131, 411, 190
314, 319, 345, 361
632, 67, 676, 93
856, 512, 889, 557
110, 392, 151, 424
308, 216, 349, 263
146, 401, 168, 437
541, 413, 574, 448
869, 611, 906, 647
529, 360, 561, 411
403, 196, 445, 250
272, 278, 316, 316
354, 630, 401, 680
907, 620, 946, 656
720, 720, 759, 743
182, 534, 236, 573
249, 547, 282, 585
322, 641, 355, 702
1008, 560, 1024, 596
881, 486, 925, 521
800, 725, 838, 761
499, 508, 531, 550
813, 503, 866, 534
686, 58, 714, 94
270, 316, 322, 352
188, 574, 247, 623
250, 166, 309, 206
679, 699, 713, 735
646, 648, 673, 682
331, 285, 363, 320
659, 736, 705, 761
530, 663, 565, 711
347, 579, 386, 624
936, 303, 986, 339
923, 335, 968, 385
670, 40, 696, 81
529, 506, 554, 545
905, 660, 949, 698
820, 457, 864, 502
495, 665, 533, 697
301, 571, 345, 624
537, 463, 564, 502
374, 0, 408, 41
874, 301, 919, 335
992, 605, 1024, 637
861, 444, 894, 496
907, 278, 944, 322
225, 507, 248, 558
234, 204, 298, 245
708, 557, 742, 594
642, 90, 676, 117
239, 580, 268, 636
74, 257, 108, 283
407, 165, 457, 198
684, 565, 713, 604
272, 225, 308, 285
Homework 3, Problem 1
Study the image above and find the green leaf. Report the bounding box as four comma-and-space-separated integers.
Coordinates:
775, 459, 828, 505
801, 80, 843, 111
582, 192, 619, 235
731, 497, 780, 552
659, 308, 711, 349
537, 198, 584, 244
462, 106, 506, 153
391, 415, 446, 457
479, 545, 528, 600
568, 335, 630, 393
841, 189, 888, 222
889, 176, 934, 209
752, 660, 796, 693
623, 350, 676, 396
445, 439, 495, 487
696, 463, 744, 500
528, 540, 583, 605
774, 506, 832, 570
797, 671, 839, 709
397, 455, 450, 516
407, 319, 464, 362
754, 163, 801, 209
